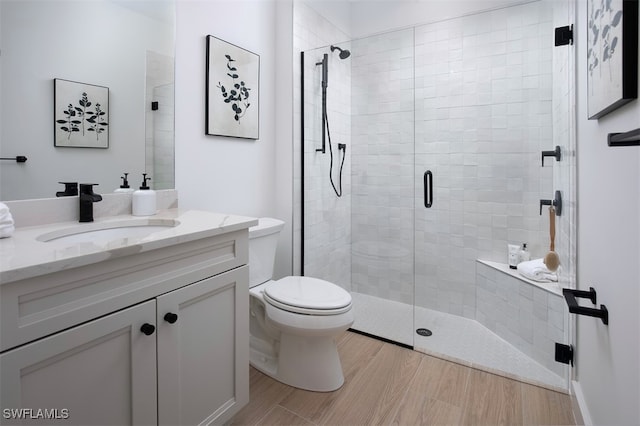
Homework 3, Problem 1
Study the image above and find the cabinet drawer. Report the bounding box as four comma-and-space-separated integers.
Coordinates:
1, 230, 248, 352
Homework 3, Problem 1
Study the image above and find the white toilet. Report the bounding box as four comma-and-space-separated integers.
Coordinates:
248, 217, 354, 392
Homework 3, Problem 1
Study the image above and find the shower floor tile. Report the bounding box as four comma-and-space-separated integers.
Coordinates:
350, 292, 567, 391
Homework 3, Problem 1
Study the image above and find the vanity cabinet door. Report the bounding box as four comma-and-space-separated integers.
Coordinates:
156, 266, 249, 426
0, 300, 157, 426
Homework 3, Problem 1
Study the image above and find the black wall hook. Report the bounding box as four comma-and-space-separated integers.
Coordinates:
540, 190, 563, 216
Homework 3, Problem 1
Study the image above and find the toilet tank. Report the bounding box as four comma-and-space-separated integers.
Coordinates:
248, 217, 285, 287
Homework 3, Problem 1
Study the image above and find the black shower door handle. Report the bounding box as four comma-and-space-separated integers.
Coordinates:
424, 170, 433, 208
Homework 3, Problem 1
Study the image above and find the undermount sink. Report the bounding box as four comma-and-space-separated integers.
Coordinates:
37, 218, 180, 245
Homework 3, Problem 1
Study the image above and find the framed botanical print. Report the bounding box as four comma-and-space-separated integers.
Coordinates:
206, 35, 260, 139
54, 79, 109, 148
586, 0, 638, 119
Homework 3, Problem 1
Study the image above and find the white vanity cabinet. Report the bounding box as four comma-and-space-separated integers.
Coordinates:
156, 266, 248, 426
0, 213, 254, 426
1, 299, 159, 426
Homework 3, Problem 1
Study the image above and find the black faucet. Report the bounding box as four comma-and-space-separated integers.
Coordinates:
79, 184, 102, 222
56, 182, 78, 197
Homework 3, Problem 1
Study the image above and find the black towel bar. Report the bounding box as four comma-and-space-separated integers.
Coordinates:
608, 128, 640, 146
0, 156, 27, 163
562, 287, 608, 325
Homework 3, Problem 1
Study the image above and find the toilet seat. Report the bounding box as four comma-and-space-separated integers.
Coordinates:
263, 276, 352, 315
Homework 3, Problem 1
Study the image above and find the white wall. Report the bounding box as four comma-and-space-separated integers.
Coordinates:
349, 0, 534, 38
175, 0, 276, 217
275, 0, 295, 277
575, 0, 640, 423
175, 0, 293, 278
304, 0, 352, 36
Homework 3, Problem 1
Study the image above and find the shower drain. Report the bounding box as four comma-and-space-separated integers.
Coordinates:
416, 328, 432, 337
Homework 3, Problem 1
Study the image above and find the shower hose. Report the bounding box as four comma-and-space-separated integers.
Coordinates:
324, 111, 346, 198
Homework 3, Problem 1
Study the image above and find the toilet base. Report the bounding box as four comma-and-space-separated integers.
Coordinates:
250, 333, 345, 392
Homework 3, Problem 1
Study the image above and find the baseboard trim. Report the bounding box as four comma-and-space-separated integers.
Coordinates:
571, 380, 592, 425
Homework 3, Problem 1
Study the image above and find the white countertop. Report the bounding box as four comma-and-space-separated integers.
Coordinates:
0, 209, 257, 285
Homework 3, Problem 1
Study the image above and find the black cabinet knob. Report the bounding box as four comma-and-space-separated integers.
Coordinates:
140, 323, 156, 335
163, 312, 178, 324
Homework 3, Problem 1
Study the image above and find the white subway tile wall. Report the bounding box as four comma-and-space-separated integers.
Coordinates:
293, 2, 352, 289
476, 261, 568, 379
145, 51, 175, 191
413, 2, 554, 318
351, 28, 415, 304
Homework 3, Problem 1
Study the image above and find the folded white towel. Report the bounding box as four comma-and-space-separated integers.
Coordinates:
0, 202, 15, 238
517, 258, 557, 282
0, 224, 14, 238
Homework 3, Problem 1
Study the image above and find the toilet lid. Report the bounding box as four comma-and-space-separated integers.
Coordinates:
263, 276, 352, 315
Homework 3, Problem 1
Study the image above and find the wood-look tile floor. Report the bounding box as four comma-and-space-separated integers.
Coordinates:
231, 331, 576, 426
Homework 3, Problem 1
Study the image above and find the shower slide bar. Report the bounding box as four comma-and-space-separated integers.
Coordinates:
315, 54, 328, 154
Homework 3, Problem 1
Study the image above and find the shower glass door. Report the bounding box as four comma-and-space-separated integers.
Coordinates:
411, 2, 571, 390
301, 28, 417, 347
349, 29, 416, 346
300, 0, 573, 391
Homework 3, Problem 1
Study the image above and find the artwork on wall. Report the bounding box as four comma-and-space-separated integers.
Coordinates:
586, 0, 638, 119
206, 35, 260, 139
54, 79, 109, 148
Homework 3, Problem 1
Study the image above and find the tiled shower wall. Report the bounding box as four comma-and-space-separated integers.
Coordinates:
295, 1, 573, 320
145, 51, 175, 190
551, 0, 577, 292
476, 261, 567, 379
350, 29, 415, 303
413, 3, 554, 317
151, 83, 175, 190
293, 2, 352, 289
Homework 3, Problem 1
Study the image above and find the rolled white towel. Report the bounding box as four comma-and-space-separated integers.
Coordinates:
517, 258, 557, 282
0, 202, 15, 238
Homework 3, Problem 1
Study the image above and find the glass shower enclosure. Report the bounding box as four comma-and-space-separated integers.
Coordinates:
300, 0, 574, 391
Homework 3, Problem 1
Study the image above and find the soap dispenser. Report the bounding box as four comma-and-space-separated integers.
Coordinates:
132, 173, 157, 216
114, 173, 134, 193
519, 243, 531, 263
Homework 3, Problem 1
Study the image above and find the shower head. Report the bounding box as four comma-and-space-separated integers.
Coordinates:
330, 45, 351, 59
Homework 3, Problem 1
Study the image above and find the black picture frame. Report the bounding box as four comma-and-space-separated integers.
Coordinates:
54, 78, 109, 148
587, 0, 638, 119
205, 35, 260, 139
